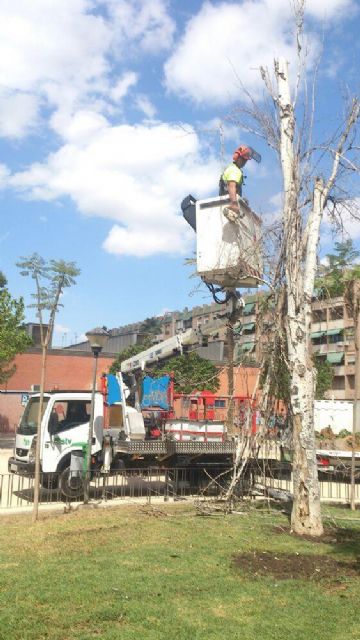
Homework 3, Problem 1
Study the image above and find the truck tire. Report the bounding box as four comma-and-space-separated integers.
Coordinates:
41, 472, 58, 491
110, 456, 125, 473
58, 464, 85, 499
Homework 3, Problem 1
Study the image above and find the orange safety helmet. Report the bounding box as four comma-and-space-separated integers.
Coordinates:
233, 145, 261, 163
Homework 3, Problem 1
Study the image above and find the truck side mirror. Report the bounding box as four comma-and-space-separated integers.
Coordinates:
48, 412, 59, 436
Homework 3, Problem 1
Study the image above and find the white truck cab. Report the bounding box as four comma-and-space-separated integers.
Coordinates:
8, 388, 146, 492
8, 391, 104, 481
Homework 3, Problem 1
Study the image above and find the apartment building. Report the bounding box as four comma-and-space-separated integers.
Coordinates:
311, 296, 355, 400
234, 297, 257, 363
233, 293, 356, 400
152, 293, 356, 400
64, 288, 357, 400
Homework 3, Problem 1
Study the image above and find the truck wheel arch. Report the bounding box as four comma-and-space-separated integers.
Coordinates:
56, 453, 72, 474
41, 454, 73, 491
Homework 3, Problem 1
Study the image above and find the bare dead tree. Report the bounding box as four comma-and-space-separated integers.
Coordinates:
224, 2, 359, 536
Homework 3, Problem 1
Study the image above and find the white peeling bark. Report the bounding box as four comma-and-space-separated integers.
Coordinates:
276, 57, 323, 536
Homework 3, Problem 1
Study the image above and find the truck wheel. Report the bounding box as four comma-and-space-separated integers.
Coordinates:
41, 473, 58, 491
110, 456, 125, 473
59, 465, 84, 499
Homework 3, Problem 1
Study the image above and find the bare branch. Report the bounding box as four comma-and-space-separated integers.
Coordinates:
291, 0, 306, 109
323, 99, 360, 202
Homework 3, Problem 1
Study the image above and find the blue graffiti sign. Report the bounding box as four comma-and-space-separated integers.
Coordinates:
141, 375, 170, 410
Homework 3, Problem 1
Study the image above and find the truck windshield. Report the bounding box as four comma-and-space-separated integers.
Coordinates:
17, 397, 50, 435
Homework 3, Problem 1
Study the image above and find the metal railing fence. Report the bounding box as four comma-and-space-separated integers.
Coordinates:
0, 467, 227, 510
2, 459, 360, 510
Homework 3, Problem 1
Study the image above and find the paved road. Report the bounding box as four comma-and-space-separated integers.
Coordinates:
0, 433, 15, 449
0, 434, 14, 475
0, 449, 13, 474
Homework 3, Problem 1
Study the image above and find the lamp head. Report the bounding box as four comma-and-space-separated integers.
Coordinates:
86, 326, 109, 355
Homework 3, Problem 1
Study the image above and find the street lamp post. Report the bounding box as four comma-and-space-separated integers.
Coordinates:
84, 327, 109, 504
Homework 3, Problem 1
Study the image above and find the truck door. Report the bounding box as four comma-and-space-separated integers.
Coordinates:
43, 400, 91, 473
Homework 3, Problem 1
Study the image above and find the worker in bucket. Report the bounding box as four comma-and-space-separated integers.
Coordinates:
219, 145, 261, 222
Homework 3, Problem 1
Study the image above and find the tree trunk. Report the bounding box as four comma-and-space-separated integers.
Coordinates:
226, 323, 235, 435
276, 57, 323, 536
32, 345, 47, 522
350, 281, 360, 510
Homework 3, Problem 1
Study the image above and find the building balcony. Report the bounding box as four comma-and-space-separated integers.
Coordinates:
345, 365, 355, 375
311, 320, 344, 332
312, 343, 345, 355
344, 341, 355, 352
327, 389, 347, 401
312, 296, 344, 310
237, 335, 256, 345
332, 366, 345, 376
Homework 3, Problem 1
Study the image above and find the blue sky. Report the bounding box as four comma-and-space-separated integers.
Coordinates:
0, 0, 359, 346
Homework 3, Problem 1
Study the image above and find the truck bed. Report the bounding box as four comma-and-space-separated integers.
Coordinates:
114, 439, 236, 456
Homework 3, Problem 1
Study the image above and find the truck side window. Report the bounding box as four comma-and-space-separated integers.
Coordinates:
52, 401, 90, 433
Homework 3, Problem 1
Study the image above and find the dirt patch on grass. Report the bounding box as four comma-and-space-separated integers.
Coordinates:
232, 551, 360, 580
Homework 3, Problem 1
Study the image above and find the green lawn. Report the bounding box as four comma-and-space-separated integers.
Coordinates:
1, 502, 360, 640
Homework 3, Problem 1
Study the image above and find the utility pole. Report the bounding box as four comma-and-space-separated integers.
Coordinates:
350, 280, 360, 510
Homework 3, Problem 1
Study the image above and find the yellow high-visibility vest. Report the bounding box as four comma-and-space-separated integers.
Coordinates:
222, 163, 243, 185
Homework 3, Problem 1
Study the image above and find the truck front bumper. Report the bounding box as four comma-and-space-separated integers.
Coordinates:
8, 457, 35, 475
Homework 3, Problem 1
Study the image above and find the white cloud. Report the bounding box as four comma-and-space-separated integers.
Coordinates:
0, 0, 354, 263
110, 72, 138, 103
0, 0, 174, 138
103, 222, 193, 258
306, 0, 354, 19
50, 110, 109, 144
0, 91, 40, 139
164, 0, 354, 106
5, 118, 220, 257
54, 323, 71, 335
322, 199, 360, 241
104, 0, 175, 54
269, 192, 283, 209
0, 1, 110, 93
135, 95, 157, 119
0, 164, 11, 187
196, 118, 240, 149
0, 0, 111, 136
0, 0, 353, 139
320, 255, 330, 267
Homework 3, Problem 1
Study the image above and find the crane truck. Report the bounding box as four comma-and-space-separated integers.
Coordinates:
8, 193, 263, 498
8, 330, 239, 498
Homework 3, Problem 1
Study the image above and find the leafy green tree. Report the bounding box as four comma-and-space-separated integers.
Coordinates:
0, 271, 7, 289
316, 240, 360, 298
0, 286, 32, 384
17, 253, 80, 521
139, 316, 161, 335
313, 357, 333, 400
260, 341, 291, 404
151, 351, 220, 394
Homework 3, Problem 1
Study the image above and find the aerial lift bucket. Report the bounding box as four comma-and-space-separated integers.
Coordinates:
190, 194, 263, 289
